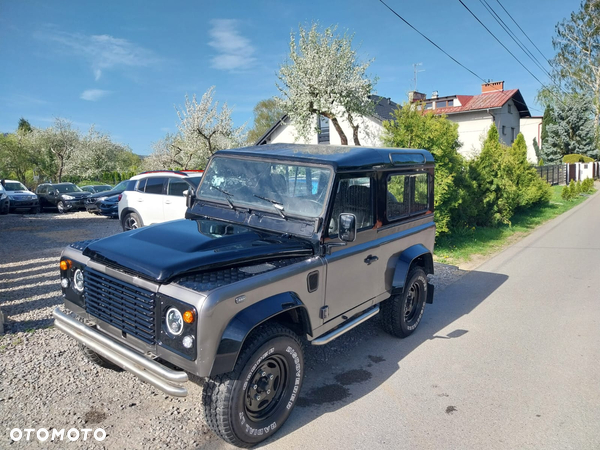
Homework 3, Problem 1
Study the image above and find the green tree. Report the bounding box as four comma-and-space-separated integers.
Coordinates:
277, 23, 376, 145
532, 137, 542, 163
543, 95, 596, 163
540, 105, 555, 149
509, 133, 552, 208
17, 118, 32, 134
382, 103, 465, 234
550, 0, 600, 143
247, 99, 285, 145
468, 125, 519, 226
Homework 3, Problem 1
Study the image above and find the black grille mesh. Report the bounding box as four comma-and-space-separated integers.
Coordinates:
84, 268, 156, 344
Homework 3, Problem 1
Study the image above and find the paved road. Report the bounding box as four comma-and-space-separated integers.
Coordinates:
217, 191, 599, 450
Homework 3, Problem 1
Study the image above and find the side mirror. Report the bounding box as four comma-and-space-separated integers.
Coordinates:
185, 188, 195, 208
338, 213, 356, 242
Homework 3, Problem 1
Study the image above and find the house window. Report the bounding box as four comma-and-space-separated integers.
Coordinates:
317, 114, 330, 144
502, 125, 506, 135
508, 104, 512, 114
436, 101, 446, 108
447, 99, 454, 107
511, 127, 515, 142
425, 102, 433, 110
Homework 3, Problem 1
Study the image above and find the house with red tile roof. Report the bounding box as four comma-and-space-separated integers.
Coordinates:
258, 81, 540, 163
410, 81, 539, 162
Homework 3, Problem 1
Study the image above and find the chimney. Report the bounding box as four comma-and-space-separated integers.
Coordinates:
431, 90, 439, 99
408, 91, 426, 103
482, 81, 504, 93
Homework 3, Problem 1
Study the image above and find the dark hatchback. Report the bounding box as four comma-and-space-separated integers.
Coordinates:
98, 194, 120, 218
36, 183, 91, 213
85, 180, 128, 215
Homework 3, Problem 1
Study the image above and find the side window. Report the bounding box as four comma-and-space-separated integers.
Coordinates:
329, 176, 373, 235
144, 177, 166, 195
136, 178, 147, 192
37, 186, 47, 194
387, 173, 430, 221
167, 178, 189, 196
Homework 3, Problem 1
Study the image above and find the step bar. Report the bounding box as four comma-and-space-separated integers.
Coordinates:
53, 308, 188, 397
311, 305, 380, 346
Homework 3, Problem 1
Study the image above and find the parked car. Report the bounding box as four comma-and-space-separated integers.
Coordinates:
81, 185, 113, 194
36, 183, 91, 213
0, 185, 10, 215
1, 179, 39, 213
118, 170, 203, 231
54, 144, 436, 447
98, 194, 120, 218
84, 180, 129, 215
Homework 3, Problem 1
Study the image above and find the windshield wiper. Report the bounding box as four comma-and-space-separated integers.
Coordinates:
210, 186, 236, 210
253, 194, 287, 219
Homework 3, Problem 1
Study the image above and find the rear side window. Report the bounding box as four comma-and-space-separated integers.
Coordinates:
387, 173, 430, 220
144, 177, 166, 194
167, 178, 189, 196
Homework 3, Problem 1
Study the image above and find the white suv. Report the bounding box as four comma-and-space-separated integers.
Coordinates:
118, 170, 203, 231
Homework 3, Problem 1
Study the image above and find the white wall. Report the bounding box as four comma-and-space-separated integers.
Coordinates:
446, 110, 493, 159
494, 100, 521, 147
520, 117, 542, 163
266, 115, 383, 147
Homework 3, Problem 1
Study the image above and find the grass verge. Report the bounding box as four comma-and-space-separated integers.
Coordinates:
434, 185, 596, 265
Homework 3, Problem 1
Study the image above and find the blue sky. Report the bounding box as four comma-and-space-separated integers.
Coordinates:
0, 0, 579, 155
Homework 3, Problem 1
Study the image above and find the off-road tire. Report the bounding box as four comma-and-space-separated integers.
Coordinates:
122, 212, 142, 231
78, 343, 123, 371
202, 324, 304, 448
381, 266, 428, 338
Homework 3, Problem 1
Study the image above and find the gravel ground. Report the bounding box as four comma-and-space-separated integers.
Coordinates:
0, 211, 466, 449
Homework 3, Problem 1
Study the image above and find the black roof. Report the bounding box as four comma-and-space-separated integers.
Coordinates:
369, 95, 399, 121
217, 143, 434, 171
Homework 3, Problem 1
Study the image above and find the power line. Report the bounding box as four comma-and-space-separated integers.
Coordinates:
457, 0, 552, 92
377, 0, 488, 83
494, 0, 551, 63
478, 0, 553, 80
377, 0, 543, 114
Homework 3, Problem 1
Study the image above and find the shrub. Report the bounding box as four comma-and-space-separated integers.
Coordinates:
563, 154, 595, 163
581, 177, 594, 193
561, 183, 572, 200
575, 180, 582, 195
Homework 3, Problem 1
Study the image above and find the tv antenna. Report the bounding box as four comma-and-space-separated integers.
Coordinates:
413, 63, 424, 91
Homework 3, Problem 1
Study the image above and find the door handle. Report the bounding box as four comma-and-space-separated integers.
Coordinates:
364, 255, 378, 265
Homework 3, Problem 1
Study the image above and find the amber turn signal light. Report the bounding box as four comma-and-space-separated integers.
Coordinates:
183, 310, 195, 324
60, 259, 72, 271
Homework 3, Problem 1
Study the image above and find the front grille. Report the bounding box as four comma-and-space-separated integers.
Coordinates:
84, 268, 156, 344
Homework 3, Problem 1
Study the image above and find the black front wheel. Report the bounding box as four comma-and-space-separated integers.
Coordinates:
381, 266, 428, 338
202, 324, 304, 447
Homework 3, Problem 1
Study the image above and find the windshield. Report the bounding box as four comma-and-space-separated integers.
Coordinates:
197, 156, 332, 219
56, 184, 83, 193
113, 180, 129, 190
95, 185, 112, 192
4, 182, 28, 191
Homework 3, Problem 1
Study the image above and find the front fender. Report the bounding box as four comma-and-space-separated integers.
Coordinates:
209, 292, 309, 376
391, 244, 433, 295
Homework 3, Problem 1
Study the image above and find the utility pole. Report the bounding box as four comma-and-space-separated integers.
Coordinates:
413, 63, 424, 91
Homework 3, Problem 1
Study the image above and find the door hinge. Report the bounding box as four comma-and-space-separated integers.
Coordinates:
320, 306, 329, 320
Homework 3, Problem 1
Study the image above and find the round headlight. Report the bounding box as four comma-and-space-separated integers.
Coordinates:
73, 269, 84, 292
182, 335, 194, 349
166, 308, 184, 336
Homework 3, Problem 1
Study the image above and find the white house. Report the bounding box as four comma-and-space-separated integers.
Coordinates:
258, 81, 540, 162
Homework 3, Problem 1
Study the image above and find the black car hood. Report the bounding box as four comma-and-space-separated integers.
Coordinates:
89, 188, 124, 199
82, 219, 314, 282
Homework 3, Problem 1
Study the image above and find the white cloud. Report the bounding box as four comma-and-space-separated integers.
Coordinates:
39, 28, 160, 80
80, 89, 111, 101
208, 19, 256, 71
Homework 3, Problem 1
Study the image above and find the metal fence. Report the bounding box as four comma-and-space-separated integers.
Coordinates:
535, 164, 566, 186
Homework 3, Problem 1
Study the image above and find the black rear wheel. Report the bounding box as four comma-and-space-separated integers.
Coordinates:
381, 266, 428, 338
202, 324, 304, 447
57, 201, 67, 213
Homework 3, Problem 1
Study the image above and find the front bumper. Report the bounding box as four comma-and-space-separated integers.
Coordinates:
9, 198, 39, 209
64, 199, 86, 210
53, 308, 189, 397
